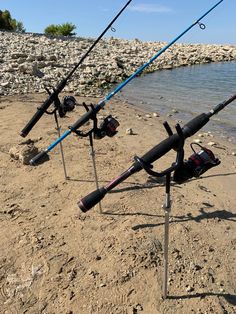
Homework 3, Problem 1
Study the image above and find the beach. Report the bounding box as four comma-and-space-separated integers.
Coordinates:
0, 93, 236, 313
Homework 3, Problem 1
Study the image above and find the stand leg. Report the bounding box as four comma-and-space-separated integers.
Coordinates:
54, 112, 68, 180
89, 134, 102, 213
162, 173, 171, 300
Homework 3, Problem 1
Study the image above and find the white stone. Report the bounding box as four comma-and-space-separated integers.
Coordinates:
126, 128, 134, 135
207, 141, 216, 146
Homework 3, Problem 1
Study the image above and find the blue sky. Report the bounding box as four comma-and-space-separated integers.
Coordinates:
1, 0, 235, 44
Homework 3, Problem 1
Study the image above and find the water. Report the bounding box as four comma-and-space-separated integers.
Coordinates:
117, 61, 236, 143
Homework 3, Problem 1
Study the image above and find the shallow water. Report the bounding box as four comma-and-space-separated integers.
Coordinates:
117, 61, 236, 143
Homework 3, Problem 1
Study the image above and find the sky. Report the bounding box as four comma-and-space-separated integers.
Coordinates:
1, 0, 235, 45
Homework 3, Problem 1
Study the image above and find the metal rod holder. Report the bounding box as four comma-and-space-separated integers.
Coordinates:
162, 173, 171, 300
89, 133, 102, 213
54, 112, 68, 180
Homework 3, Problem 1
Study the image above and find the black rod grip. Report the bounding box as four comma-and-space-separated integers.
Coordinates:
182, 113, 209, 137
136, 113, 210, 168
78, 187, 107, 212
69, 108, 96, 131
20, 80, 67, 137
30, 151, 48, 166
20, 102, 52, 137
140, 134, 179, 166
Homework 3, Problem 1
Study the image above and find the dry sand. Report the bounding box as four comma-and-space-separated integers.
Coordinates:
0, 93, 236, 314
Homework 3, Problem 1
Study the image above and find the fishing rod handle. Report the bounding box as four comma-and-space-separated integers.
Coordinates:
79, 187, 107, 212
79, 167, 134, 212
20, 99, 52, 137
79, 134, 186, 213
69, 105, 100, 131
139, 113, 209, 166
20, 79, 67, 137
30, 150, 48, 166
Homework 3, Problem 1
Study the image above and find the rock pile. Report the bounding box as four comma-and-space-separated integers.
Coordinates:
0, 31, 236, 97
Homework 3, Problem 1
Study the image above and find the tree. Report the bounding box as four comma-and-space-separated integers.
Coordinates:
44, 23, 76, 37
0, 9, 25, 32
11, 20, 26, 33
0, 10, 12, 30
44, 24, 59, 36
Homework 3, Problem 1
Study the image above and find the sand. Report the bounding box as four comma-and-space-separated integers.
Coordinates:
0, 93, 236, 314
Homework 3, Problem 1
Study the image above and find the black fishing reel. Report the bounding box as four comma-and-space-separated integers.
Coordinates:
95, 115, 120, 139
44, 85, 76, 118
58, 96, 76, 118
73, 102, 119, 139
173, 143, 220, 183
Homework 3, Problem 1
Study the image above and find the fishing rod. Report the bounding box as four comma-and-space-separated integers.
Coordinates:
20, 0, 133, 138
78, 93, 236, 212
29, 0, 224, 166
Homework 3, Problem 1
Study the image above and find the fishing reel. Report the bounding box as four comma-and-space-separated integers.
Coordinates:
58, 96, 76, 118
44, 85, 76, 118
173, 143, 220, 183
94, 115, 119, 139
73, 102, 119, 139
134, 121, 221, 185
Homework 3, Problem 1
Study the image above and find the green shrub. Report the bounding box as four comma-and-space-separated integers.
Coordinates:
44, 23, 76, 36
0, 9, 25, 32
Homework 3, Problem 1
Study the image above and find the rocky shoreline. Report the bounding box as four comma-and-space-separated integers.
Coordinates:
0, 31, 236, 97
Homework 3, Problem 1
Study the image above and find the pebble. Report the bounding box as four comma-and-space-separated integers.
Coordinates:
126, 128, 134, 135
207, 141, 216, 146
100, 283, 106, 287
172, 108, 179, 113
193, 139, 202, 144
189, 262, 202, 271
186, 285, 194, 292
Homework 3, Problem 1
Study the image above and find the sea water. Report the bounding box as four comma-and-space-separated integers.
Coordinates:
117, 61, 236, 143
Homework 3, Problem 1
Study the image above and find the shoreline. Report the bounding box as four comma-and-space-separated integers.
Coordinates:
116, 60, 236, 144
1, 31, 236, 97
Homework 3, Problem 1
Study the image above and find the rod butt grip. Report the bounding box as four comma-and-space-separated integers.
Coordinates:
20, 131, 27, 138
78, 187, 107, 212
30, 151, 49, 166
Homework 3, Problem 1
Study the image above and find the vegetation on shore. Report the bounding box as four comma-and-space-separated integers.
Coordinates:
0, 8, 76, 36
0, 9, 25, 33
